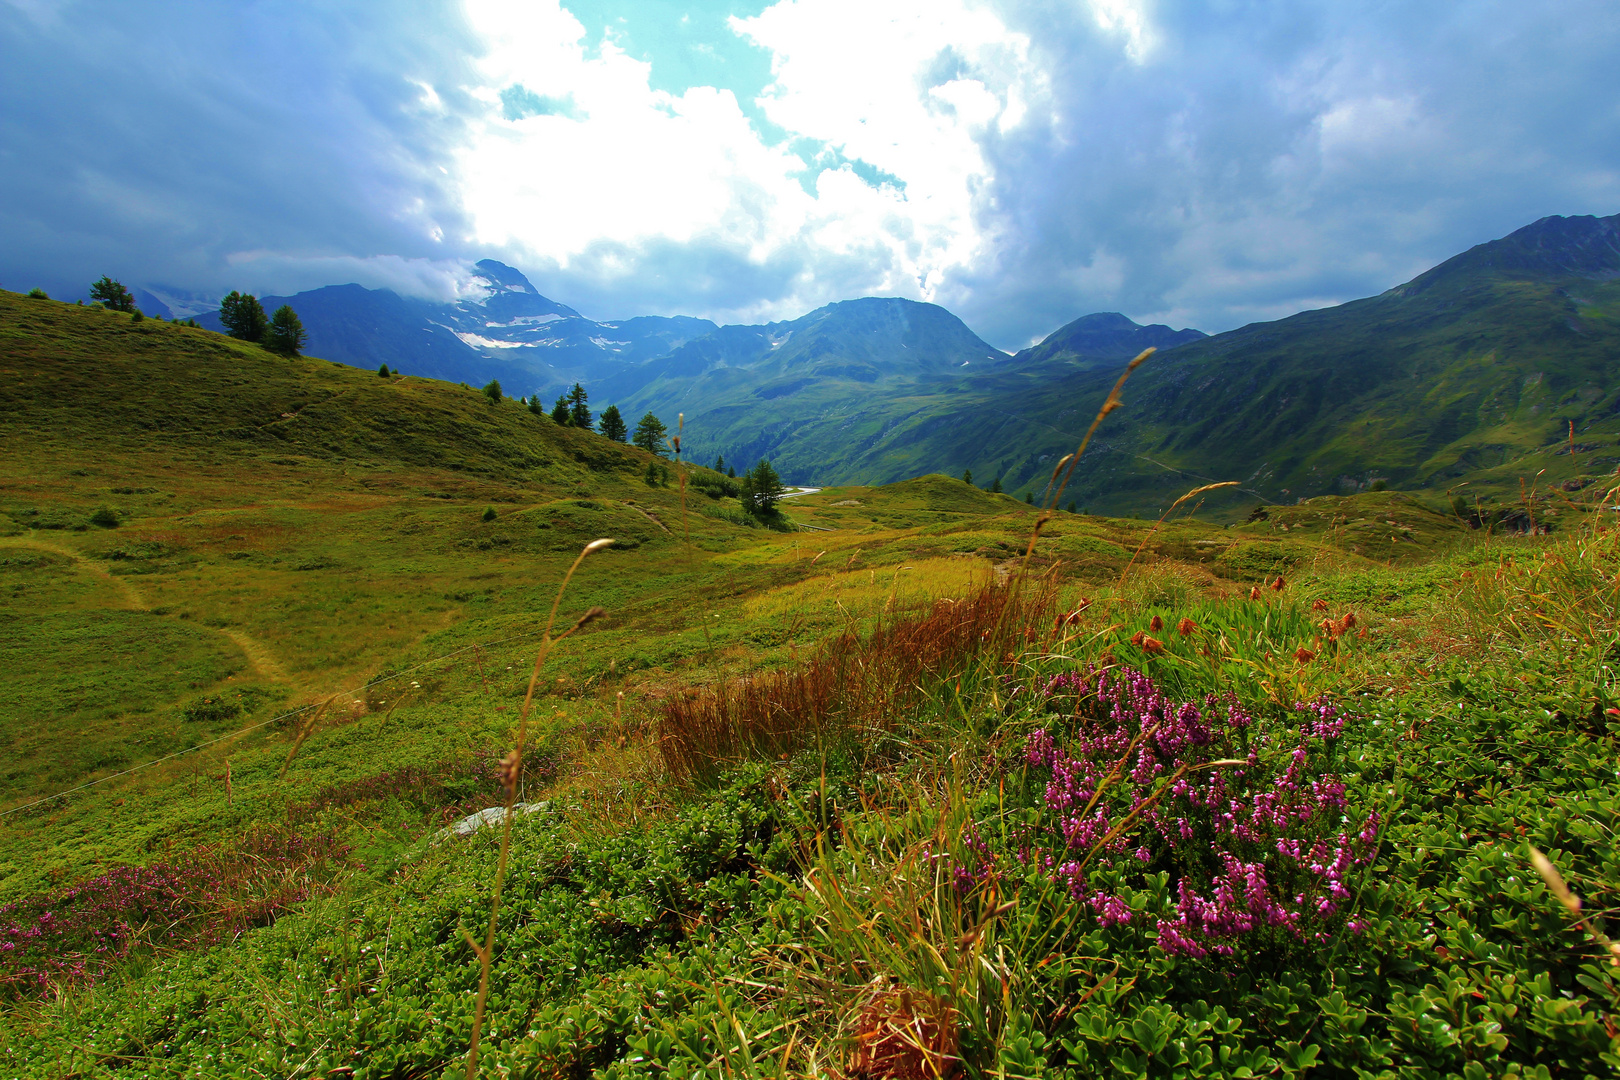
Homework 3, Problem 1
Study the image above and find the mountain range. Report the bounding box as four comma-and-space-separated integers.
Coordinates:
174, 212, 1620, 518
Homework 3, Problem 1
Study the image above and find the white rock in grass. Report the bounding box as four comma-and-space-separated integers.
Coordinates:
435, 802, 550, 843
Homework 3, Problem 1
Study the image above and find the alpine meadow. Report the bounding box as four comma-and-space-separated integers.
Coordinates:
4, 224, 1620, 1075
4, 5, 1620, 1073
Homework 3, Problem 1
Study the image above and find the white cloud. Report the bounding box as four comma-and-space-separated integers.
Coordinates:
452, 0, 1043, 314
221, 252, 492, 303
1087, 0, 1156, 62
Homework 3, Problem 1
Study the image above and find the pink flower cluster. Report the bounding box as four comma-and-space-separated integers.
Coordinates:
1, 827, 351, 1000
1024, 667, 1378, 958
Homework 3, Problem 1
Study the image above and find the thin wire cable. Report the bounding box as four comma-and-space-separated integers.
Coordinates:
0, 623, 563, 820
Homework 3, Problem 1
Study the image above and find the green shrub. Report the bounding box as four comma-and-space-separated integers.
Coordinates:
26, 287, 47, 300
88, 508, 119, 529
481, 506, 497, 522
180, 696, 243, 723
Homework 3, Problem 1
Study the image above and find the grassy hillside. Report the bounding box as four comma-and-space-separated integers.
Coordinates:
2, 290, 1616, 1077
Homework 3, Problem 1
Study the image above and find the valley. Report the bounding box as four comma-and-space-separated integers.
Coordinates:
172, 214, 1620, 523
2, 251, 1618, 1077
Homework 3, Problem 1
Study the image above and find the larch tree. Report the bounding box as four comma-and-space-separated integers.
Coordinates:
632, 412, 668, 456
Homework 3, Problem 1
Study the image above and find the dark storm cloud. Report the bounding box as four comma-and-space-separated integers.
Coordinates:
0, 1, 479, 301
943, 0, 1620, 344
1, 0, 1616, 346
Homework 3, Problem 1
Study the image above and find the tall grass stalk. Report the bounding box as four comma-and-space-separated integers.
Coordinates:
1116, 481, 1240, 589
464, 537, 613, 1080
1528, 846, 1620, 969
1023, 348, 1154, 568
998, 348, 1153, 650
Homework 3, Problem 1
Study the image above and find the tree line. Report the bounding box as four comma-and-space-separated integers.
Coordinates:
57, 278, 793, 520
78, 276, 307, 355
481, 379, 788, 519
217, 291, 306, 356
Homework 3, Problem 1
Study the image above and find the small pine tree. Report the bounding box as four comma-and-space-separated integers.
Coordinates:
645, 462, 668, 487
482, 506, 497, 522
483, 379, 502, 404
633, 412, 668, 456
528, 394, 544, 416
130, 308, 144, 323
727, 466, 736, 478
598, 404, 628, 442
989, 475, 1003, 494
219, 291, 268, 342
264, 305, 306, 356
567, 383, 592, 430
550, 394, 571, 425
89, 276, 135, 312
1067, 500, 1078, 513
739, 460, 786, 517
962, 468, 972, 485
1024, 491, 1034, 504
378, 364, 390, 377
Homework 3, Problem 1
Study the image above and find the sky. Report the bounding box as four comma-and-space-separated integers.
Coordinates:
2, 0, 1617, 349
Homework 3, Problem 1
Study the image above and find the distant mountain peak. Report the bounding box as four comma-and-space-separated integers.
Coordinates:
1399, 212, 1620, 296
471, 259, 543, 296
1011, 311, 1206, 371
1062, 312, 1141, 332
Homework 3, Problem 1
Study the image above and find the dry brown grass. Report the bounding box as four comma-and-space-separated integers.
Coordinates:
657, 579, 1055, 781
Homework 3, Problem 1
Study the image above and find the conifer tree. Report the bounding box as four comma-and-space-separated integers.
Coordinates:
264, 305, 306, 356
567, 383, 592, 430
632, 412, 668, 456
739, 460, 786, 517
962, 468, 972, 485
988, 475, 1003, 494
598, 404, 628, 442
550, 394, 571, 425
483, 379, 502, 404
89, 276, 135, 313
528, 395, 544, 416
219, 291, 268, 342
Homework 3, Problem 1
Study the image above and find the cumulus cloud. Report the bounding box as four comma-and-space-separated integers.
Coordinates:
1, 0, 1616, 346
450, 0, 1041, 321
222, 254, 493, 303
945, 0, 1620, 344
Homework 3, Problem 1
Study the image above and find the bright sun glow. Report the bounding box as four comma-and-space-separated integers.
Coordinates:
452, 0, 1042, 307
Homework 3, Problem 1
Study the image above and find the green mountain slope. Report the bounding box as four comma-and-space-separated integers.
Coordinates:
932, 213, 1620, 516
1003, 311, 1206, 374
639, 213, 1620, 518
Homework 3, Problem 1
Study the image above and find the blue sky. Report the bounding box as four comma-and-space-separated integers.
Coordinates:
3, 0, 1617, 348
